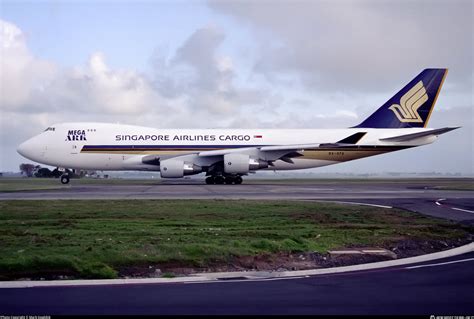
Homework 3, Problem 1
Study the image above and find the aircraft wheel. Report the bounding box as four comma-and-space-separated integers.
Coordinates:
224, 176, 234, 184
234, 176, 243, 184
205, 177, 215, 185
214, 176, 225, 184
60, 175, 70, 185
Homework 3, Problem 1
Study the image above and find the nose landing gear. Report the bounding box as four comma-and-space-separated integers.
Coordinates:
60, 174, 70, 184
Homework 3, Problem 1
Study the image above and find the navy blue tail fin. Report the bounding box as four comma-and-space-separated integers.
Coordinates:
355, 69, 448, 128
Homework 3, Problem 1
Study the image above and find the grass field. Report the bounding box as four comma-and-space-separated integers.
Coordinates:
0, 199, 471, 280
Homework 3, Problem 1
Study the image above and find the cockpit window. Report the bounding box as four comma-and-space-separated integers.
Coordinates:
44, 127, 56, 132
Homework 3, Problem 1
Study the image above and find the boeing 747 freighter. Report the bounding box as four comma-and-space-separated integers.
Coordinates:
17, 69, 458, 184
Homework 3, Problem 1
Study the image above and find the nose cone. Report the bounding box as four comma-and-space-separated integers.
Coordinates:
17, 138, 36, 160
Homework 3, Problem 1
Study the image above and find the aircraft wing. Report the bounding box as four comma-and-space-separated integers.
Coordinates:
197, 143, 323, 157
197, 132, 368, 162
142, 146, 317, 165
379, 127, 459, 142
142, 143, 350, 163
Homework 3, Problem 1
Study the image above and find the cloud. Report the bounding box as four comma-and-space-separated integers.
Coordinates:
0, 20, 266, 125
209, 0, 473, 92
0, 20, 56, 110
48, 52, 163, 115
0, 19, 165, 116
152, 26, 265, 116
173, 26, 229, 91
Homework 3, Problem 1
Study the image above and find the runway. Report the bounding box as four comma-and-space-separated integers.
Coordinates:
1, 252, 473, 315
1, 179, 473, 222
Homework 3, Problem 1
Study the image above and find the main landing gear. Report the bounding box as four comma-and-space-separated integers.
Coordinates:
205, 175, 243, 185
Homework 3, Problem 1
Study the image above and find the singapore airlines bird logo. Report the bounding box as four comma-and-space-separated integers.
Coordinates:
389, 81, 428, 123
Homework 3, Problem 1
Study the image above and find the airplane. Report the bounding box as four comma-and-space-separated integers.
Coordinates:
17, 68, 458, 185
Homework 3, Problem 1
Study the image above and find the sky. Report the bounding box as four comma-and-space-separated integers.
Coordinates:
0, 0, 473, 174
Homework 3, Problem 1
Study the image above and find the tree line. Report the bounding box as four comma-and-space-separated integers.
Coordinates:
19, 164, 86, 178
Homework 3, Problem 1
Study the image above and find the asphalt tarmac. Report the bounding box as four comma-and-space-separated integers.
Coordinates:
1, 179, 473, 221
1, 252, 473, 315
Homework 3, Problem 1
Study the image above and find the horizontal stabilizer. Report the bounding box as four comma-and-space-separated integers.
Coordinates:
379, 127, 459, 142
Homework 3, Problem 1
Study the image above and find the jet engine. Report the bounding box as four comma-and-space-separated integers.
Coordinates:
160, 159, 202, 178
223, 153, 268, 174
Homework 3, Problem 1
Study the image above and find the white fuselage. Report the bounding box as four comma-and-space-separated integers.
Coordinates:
17, 122, 437, 175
